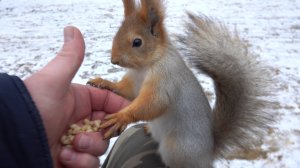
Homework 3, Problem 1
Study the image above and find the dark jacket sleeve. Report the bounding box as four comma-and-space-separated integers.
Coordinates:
0, 73, 53, 168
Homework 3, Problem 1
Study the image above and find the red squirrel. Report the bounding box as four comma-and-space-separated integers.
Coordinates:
88, 0, 272, 167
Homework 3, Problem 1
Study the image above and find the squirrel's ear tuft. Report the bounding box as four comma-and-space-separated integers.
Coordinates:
139, 0, 165, 37
123, 0, 136, 17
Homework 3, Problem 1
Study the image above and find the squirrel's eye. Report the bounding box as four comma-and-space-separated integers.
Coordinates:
132, 38, 142, 47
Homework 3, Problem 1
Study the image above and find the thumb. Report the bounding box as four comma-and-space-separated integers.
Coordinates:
39, 26, 85, 88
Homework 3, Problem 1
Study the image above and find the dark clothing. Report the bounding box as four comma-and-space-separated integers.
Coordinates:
0, 73, 52, 168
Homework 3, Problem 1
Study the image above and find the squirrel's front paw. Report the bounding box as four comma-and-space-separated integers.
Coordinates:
87, 77, 112, 90
100, 113, 130, 139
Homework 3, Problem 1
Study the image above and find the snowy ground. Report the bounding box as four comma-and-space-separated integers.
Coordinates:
1, 0, 299, 167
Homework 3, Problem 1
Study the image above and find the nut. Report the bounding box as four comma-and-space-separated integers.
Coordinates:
60, 119, 102, 146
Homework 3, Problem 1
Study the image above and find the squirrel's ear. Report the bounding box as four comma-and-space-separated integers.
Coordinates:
123, 0, 136, 17
140, 0, 165, 37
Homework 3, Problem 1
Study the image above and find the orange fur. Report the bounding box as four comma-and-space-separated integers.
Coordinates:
100, 75, 168, 139
124, 77, 166, 121
114, 75, 135, 100
123, 0, 136, 17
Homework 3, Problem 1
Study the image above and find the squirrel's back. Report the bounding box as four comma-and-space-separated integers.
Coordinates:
177, 13, 272, 157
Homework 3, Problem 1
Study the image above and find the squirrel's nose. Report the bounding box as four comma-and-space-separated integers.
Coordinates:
111, 49, 120, 65
111, 59, 119, 65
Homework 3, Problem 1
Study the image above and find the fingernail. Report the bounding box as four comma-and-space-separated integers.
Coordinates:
79, 134, 92, 149
61, 148, 75, 162
64, 26, 74, 43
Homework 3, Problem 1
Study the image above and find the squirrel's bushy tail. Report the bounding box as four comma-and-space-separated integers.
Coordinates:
177, 13, 272, 157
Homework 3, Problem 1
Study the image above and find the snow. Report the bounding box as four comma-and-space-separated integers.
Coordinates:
1, 0, 299, 167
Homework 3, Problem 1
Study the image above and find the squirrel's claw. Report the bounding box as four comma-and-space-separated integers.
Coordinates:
87, 77, 108, 89
87, 78, 119, 94
100, 113, 129, 139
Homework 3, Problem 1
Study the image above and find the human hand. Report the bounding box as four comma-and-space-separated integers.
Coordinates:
24, 26, 129, 168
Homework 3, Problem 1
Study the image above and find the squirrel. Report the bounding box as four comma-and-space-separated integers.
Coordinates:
87, 0, 272, 167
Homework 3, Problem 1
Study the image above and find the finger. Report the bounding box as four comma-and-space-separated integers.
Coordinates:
91, 111, 106, 120
40, 26, 85, 90
72, 132, 109, 156
88, 87, 130, 113
60, 147, 100, 168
